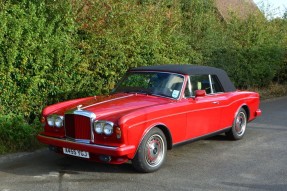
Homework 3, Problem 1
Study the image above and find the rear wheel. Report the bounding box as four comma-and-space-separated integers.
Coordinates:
226, 108, 247, 140
132, 127, 167, 173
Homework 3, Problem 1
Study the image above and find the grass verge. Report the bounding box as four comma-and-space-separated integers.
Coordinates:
249, 83, 287, 100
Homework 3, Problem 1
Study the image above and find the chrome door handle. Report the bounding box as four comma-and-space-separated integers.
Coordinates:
212, 101, 219, 104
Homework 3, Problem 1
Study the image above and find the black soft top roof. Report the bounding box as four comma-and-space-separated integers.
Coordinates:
129, 64, 236, 92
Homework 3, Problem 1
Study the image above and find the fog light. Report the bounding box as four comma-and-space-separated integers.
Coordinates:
48, 145, 59, 152
99, 155, 111, 163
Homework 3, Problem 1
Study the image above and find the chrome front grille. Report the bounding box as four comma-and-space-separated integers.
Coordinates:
64, 113, 92, 140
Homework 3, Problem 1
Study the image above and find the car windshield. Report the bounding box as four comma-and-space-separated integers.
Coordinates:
113, 72, 184, 99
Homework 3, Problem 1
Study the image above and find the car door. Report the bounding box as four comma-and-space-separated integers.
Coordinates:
184, 74, 224, 139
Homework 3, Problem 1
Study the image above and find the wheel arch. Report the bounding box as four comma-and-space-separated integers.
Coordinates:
241, 105, 250, 121
226, 104, 249, 140
156, 124, 173, 150
133, 123, 173, 159
131, 124, 170, 172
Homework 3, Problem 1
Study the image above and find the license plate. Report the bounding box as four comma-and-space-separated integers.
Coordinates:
63, 148, 90, 159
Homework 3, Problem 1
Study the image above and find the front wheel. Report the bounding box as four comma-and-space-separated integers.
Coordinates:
226, 108, 247, 140
132, 127, 167, 173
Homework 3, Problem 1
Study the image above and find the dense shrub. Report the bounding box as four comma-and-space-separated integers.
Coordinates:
0, 0, 83, 119
0, 114, 41, 154
214, 15, 286, 88
0, 0, 85, 153
180, 0, 227, 64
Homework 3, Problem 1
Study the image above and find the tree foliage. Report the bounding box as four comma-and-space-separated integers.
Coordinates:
74, 0, 189, 94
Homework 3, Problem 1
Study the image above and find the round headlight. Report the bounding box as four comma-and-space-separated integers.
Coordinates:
55, 116, 64, 128
94, 122, 104, 134
103, 123, 113, 136
47, 116, 55, 127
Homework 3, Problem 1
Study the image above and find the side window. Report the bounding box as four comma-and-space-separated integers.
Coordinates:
186, 75, 224, 96
211, 75, 224, 93
190, 75, 211, 94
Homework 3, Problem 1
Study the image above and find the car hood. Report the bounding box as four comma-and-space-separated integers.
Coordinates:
73, 93, 171, 119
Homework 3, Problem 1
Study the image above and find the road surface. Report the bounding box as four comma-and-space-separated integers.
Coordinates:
0, 96, 286, 191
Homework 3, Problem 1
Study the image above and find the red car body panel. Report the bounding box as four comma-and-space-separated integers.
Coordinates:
37, 65, 261, 165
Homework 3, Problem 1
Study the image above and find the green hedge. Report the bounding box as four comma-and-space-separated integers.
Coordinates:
0, 0, 286, 153
0, 0, 82, 118
74, 0, 189, 94
0, 114, 41, 154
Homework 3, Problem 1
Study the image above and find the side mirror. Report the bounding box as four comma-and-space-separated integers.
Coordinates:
195, 90, 206, 97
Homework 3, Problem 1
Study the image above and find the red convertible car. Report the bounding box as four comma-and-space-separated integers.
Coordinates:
37, 65, 261, 172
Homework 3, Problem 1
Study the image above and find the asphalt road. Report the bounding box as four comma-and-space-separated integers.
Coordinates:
0, 96, 287, 191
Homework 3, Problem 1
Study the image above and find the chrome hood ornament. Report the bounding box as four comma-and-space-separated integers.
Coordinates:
77, 104, 83, 110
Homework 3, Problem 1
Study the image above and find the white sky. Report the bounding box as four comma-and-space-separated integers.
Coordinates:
253, 0, 287, 18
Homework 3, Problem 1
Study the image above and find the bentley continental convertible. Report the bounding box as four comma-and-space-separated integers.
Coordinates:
37, 65, 262, 172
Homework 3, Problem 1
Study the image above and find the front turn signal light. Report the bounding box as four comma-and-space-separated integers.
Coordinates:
40, 116, 45, 126
115, 127, 121, 139
40, 116, 45, 123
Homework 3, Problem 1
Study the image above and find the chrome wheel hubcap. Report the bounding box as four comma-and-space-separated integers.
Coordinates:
235, 112, 247, 136
145, 134, 165, 167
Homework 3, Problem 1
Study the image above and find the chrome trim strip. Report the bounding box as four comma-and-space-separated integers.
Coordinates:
209, 74, 214, 94
81, 95, 133, 110
39, 134, 118, 150
128, 96, 258, 129
66, 137, 90, 144
65, 110, 96, 119
173, 126, 231, 147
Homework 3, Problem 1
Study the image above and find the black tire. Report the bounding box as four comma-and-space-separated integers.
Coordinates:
132, 127, 167, 173
226, 108, 247, 140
